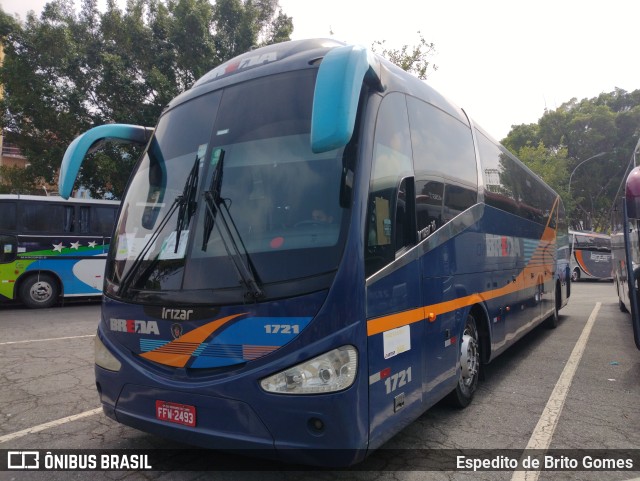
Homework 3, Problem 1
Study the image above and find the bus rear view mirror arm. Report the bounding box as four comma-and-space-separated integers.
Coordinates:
58, 124, 154, 199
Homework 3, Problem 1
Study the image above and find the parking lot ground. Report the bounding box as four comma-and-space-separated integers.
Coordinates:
1, 283, 639, 480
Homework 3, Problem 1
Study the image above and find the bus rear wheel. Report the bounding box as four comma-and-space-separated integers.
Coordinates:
543, 282, 561, 329
571, 268, 580, 282
19, 273, 59, 309
447, 313, 480, 408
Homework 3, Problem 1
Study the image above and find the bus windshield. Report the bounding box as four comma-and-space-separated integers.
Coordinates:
106, 69, 350, 303
573, 233, 611, 251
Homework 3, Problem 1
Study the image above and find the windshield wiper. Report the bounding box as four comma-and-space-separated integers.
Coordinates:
118, 154, 200, 296
202, 149, 224, 249
175, 154, 200, 253
202, 149, 264, 300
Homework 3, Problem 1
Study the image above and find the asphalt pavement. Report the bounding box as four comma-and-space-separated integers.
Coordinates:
1, 282, 639, 480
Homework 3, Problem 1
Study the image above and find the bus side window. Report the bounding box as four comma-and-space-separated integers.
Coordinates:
64, 206, 75, 232
365, 93, 414, 277
443, 184, 476, 223
93, 206, 117, 236
0, 201, 17, 231
407, 96, 477, 235
22, 203, 65, 233
79, 207, 91, 233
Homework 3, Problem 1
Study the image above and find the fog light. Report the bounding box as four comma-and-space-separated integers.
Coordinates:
95, 336, 121, 372
308, 417, 325, 434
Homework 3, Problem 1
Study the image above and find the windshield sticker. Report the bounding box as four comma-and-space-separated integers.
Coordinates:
197, 144, 207, 158
383, 325, 411, 359
158, 231, 189, 260
115, 233, 153, 260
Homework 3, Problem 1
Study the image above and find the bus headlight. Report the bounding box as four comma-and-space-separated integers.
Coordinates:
260, 345, 358, 394
95, 336, 121, 372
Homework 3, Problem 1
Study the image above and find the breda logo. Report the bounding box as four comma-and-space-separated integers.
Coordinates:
109, 318, 160, 335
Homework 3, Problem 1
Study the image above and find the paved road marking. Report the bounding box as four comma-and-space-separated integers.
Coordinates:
0, 408, 103, 444
0, 334, 95, 346
511, 302, 601, 481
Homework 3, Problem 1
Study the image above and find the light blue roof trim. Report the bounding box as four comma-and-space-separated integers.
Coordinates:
59, 124, 152, 199
311, 45, 383, 153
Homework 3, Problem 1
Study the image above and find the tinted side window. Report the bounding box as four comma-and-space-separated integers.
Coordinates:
0, 202, 17, 231
21, 203, 66, 232
407, 97, 477, 186
443, 184, 477, 223
365, 93, 414, 277
476, 132, 520, 216
407, 97, 477, 236
64, 206, 75, 232
477, 129, 555, 224
93, 206, 117, 236
79, 207, 90, 233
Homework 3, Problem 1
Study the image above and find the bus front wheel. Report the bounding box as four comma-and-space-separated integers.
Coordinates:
447, 313, 480, 408
19, 273, 59, 309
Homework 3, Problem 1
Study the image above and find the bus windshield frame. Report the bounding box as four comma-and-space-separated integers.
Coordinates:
105, 68, 353, 304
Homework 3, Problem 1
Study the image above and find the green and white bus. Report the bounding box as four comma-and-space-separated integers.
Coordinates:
0, 194, 119, 308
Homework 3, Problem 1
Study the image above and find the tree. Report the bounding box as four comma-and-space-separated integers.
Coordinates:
0, 164, 40, 194
371, 31, 437, 80
516, 142, 569, 197
503, 89, 640, 231
0, 0, 292, 198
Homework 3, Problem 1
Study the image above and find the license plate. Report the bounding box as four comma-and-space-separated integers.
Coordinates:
155, 400, 196, 427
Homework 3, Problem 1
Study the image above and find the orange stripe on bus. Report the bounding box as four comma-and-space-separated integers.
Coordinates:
140, 313, 245, 367
368, 202, 560, 337
574, 250, 593, 277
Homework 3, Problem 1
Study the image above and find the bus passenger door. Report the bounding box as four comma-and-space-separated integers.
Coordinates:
366, 264, 424, 451
365, 179, 424, 449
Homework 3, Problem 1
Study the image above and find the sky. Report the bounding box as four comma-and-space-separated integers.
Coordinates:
2, 0, 638, 140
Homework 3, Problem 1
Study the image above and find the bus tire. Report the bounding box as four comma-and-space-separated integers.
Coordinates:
447, 312, 480, 408
19, 273, 59, 309
571, 268, 580, 282
616, 282, 629, 312
619, 298, 628, 313
545, 282, 561, 329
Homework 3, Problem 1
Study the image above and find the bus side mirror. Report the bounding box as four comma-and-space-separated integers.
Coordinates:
625, 166, 640, 220
311, 45, 383, 153
59, 124, 153, 199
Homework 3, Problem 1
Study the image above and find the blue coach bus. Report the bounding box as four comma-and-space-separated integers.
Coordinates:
611, 154, 640, 350
58, 39, 570, 465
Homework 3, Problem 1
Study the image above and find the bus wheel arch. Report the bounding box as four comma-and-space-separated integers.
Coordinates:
17, 271, 61, 309
447, 305, 487, 408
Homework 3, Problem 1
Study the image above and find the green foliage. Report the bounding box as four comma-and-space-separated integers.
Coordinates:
503, 89, 640, 231
0, 0, 292, 199
0, 164, 40, 194
371, 32, 437, 80
516, 142, 569, 196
